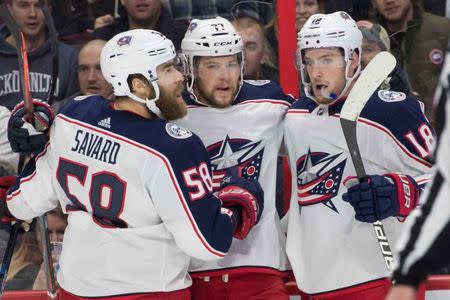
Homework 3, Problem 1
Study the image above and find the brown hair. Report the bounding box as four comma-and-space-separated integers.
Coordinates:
7, 221, 42, 280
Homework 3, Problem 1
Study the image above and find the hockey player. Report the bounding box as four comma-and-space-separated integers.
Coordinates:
0, 29, 264, 299
284, 12, 433, 299
176, 16, 293, 299
385, 43, 450, 300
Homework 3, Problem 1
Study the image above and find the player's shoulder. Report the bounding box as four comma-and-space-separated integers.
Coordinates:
58, 94, 106, 117
144, 121, 208, 166
289, 95, 317, 111
364, 90, 427, 120
362, 90, 431, 132
235, 80, 294, 104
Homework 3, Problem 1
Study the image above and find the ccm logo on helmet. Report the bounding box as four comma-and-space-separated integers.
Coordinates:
214, 41, 233, 46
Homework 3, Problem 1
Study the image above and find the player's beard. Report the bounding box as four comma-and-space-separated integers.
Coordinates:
157, 82, 187, 121
193, 77, 239, 108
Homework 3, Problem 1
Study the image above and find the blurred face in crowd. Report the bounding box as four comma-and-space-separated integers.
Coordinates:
78, 40, 112, 98
296, 0, 320, 32
47, 213, 67, 243
303, 47, 357, 104
372, 0, 413, 24
155, 60, 186, 120
233, 17, 265, 80
7, 0, 46, 39
193, 55, 241, 108
120, 0, 161, 27
361, 40, 382, 69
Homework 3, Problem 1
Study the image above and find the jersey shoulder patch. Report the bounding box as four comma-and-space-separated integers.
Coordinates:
165, 122, 193, 139
377, 90, 406, 102
244, 79, 271, 86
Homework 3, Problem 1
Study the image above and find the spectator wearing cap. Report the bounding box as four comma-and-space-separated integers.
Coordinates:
372, 0, 450, 123
231, 2, 278, 82
357, 20, 411, 95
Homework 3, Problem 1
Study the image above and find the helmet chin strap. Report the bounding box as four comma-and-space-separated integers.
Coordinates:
125, 81, 164, 118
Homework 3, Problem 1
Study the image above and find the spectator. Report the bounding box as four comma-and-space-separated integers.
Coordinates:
5, 206, 68, 291
296, 0, 324, 32
372, 0, 450, 123
51, 0, 92, 37
5, 220, 42, 290
0, 0, 79, 110
232, 15, 278, 82
33, 207, 68, 290
0, 105, 18, 175
77, 39, 112, 98
54, 39, 112, 112
357, 20, 411, 94
92, 0, 186, 50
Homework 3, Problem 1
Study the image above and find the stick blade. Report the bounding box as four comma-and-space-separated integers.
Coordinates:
341, 51, 396, 121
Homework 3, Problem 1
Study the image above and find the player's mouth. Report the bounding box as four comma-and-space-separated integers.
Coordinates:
216, 87, 231, 93
315, 84, 328, 92
86, 86, 100, 94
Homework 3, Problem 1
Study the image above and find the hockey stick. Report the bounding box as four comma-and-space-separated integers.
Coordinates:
340, 51, 397, 270
36, 1, 59, 298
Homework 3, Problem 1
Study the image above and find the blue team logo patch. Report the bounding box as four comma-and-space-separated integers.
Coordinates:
165, 123, 192, 139
296, 150, 347, 213
117, 35, 132, 46
207, 135, 264, 191
378, 90, 406, 102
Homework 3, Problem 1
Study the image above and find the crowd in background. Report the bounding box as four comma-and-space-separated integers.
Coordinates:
0, 0, 449, 292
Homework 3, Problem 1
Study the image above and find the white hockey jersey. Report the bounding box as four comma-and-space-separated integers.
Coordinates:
6, 95, 235, 297
284, 90, 433, 295
176, 80, 294, 277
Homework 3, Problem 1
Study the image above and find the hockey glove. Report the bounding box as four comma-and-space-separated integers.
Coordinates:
342, 173, 419, 223
8, 99, 54, 155
0, 176, 32, 232
217, 168, 264, 240
0, 176, 17, 221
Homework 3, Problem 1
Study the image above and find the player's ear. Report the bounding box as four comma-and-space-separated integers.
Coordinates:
349, 50, 360, 75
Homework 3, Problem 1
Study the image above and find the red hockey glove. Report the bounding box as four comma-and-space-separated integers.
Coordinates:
343, 173, 419, 223
217, 168, 264, 240
0, 176, 32, 232
8, 99, 54, 155
0, 176, 17, 221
